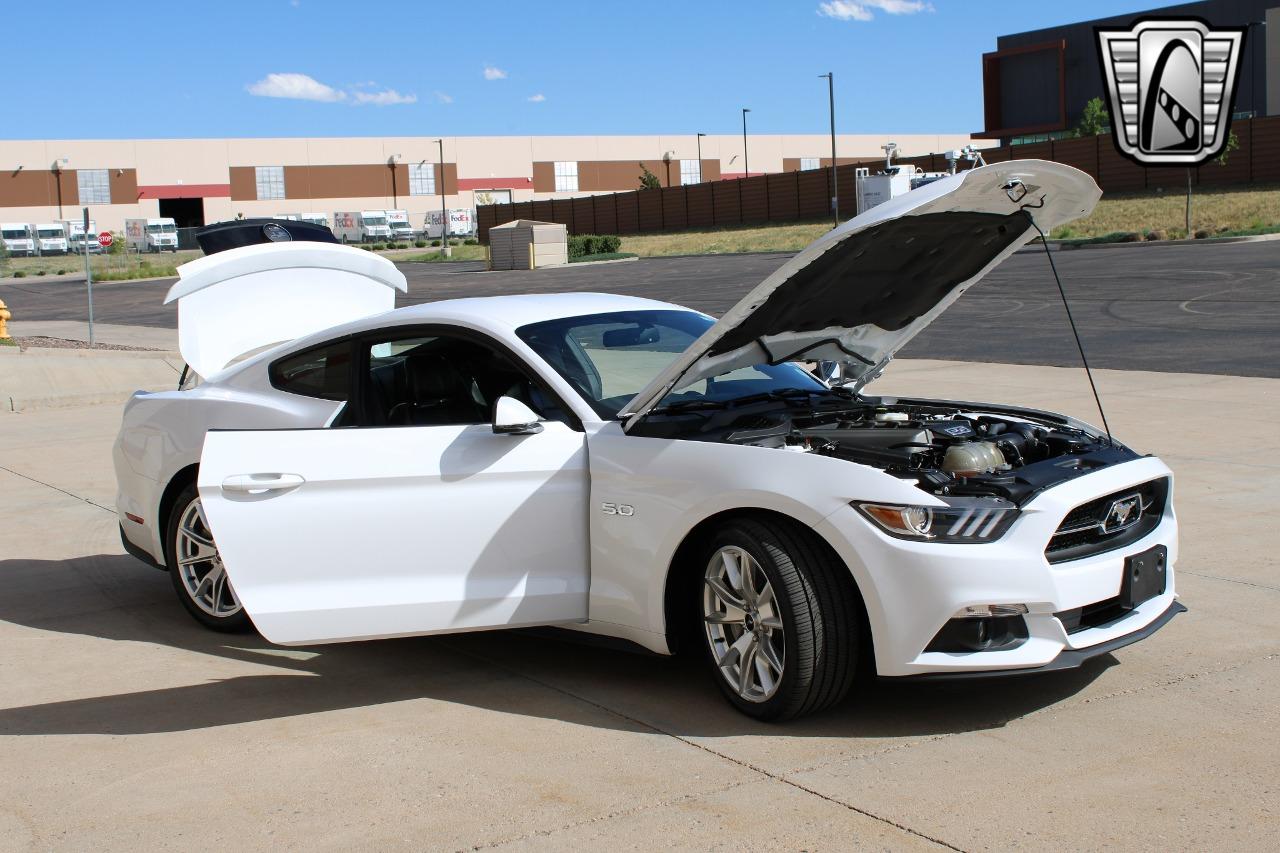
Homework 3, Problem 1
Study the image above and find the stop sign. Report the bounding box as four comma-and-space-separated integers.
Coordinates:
97, 231, 113, 248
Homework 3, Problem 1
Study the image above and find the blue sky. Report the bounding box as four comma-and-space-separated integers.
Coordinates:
4, 1, 1147, 139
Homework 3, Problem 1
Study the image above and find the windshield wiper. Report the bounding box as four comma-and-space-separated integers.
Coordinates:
648, 398, 731, 414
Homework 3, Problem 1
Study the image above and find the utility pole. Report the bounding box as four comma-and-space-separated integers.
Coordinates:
820, 72, 838, 225
741, 108, 751, 178
696, 133, 706, 182
437, 139, 450, 258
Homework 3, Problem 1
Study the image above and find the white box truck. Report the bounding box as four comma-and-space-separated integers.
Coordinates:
300, 213, 329, 229
332, 210, 391, 244
125, 217, 179, 253
424, 208, 475, 239
35, 222, 69, 255
385, 210, 413, 242
1, 223, 35, 257
64, 219, 102, 254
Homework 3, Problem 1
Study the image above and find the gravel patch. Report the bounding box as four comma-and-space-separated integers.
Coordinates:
6, 336, 163, 351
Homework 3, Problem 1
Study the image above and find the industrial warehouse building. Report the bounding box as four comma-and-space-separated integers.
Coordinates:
0, 133, 984, 233
979, 0, 1280, 144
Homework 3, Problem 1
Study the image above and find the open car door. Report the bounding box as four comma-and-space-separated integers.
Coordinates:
196, 421, 589, 645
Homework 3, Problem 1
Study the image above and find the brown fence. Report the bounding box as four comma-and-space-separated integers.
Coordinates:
476, 116, 1280, 243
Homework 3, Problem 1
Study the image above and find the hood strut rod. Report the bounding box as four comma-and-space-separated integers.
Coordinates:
1023, 210, 1114, 445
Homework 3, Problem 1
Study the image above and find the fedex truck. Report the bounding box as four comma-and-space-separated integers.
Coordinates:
35, 222, 69, 255
424, 208, 475, 239
332, 210, 391, 243
1, 223, 35, 257
125, 217, 179, 253
385, 209, 413, 242
64, 219, 102, 254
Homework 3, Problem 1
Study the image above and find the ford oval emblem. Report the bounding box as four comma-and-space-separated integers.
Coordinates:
263, 223, 292, 242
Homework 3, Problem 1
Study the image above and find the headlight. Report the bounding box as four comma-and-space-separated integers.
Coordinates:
854, 497, 1019, 543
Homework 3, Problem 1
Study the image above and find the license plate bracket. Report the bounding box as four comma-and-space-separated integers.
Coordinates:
1121, 544, 1167, 609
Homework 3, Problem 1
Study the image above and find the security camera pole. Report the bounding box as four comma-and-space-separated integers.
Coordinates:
82, 207, 95, 347
437, 139, 450, 259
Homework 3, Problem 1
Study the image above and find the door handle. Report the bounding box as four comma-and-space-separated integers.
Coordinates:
221, 473, 306, 494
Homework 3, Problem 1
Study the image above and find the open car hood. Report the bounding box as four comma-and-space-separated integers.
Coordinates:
165, 241, 406, 379
620, 160, 1100, 427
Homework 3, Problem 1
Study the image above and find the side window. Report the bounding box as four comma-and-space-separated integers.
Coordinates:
358, 332, 573, 428
269, 341, 353, 401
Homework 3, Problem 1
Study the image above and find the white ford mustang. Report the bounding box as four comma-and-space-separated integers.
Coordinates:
114, 161, 1183, 720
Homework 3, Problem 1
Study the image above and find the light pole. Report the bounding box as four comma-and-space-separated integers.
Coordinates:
741, 108, 751, 178
436, 139, 450, 258
819, 72, 838, 225
1248, 21, 1267, 118
696, 132, 706, 182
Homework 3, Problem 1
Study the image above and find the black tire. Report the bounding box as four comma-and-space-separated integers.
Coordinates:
698, 517, 862, 721
165, 482, 252, 633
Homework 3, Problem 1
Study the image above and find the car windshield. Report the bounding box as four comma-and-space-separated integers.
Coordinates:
2, 229, 28, 239
517, 309, 826, 419
364, 216, 387, 226
38, 228, 62, 238
146, 224, 176, 233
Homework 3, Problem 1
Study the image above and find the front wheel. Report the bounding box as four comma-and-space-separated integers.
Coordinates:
166, 483, 251, 632
699, 518, 862, 721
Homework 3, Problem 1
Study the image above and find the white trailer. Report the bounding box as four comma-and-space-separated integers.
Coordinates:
424, 208, 475, 239
35, 222, 69, 255
64, 219, 102, 254
1, 223, 35, 257
385, 210, 413, 242
125, 217, 179, 253
300, 213, 329, 228
332, 210, 391, 243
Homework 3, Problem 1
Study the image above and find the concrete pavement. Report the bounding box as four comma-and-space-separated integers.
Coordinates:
0, 357, 1277, 851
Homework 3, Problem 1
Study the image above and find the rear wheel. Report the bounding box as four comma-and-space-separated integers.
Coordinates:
699, 518, 861, 721
166, 483, 251, 632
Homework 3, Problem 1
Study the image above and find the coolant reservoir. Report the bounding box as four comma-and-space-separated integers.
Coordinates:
875, 411, 910, 423
942, 441, 1007, 476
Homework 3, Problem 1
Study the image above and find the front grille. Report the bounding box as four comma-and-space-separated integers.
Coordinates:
1045, 478, 1168, 564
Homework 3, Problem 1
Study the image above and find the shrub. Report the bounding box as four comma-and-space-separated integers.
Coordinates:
464, 238, 479, 245
568, 234, 622, 258
414, 239, 427, 248
56, 268, 66, 274
107, 233, 125, 254
12, 270, 26, 277
1118, 231, 1142, 242
431, 239, 441, 247
1145, 229, 1166, 241
371, 242, 387, 250
36, 270, 47, 276
1194, 229, 1212, 239
449, 238, 461, 246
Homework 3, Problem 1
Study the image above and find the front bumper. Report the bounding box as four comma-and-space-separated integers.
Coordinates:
815, 456, 1182, 678
889, 599, 1186, 681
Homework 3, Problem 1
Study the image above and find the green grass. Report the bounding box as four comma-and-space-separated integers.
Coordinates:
1049, 183, 1280, 240
569, 252, 638, 263
0, 336, 17, 347
0, 249, 202, 280
402, 244, 488, 263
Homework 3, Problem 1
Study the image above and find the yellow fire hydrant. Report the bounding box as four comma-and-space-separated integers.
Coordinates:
0, 299, 10, 339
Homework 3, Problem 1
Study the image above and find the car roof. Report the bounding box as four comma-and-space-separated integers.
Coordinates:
375, 292, 689, 330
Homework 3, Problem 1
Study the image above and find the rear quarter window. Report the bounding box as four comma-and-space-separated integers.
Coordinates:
269, 341, 353, 401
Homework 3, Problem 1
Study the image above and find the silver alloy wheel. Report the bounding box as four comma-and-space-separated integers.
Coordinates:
702, 545, 785, 703
175, 497, 242, 618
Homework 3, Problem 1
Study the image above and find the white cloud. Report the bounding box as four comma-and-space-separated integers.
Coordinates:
483, 65, 507, 80
434, 91, 454, 104
352, 88, 417, 106
526, 93, 546, 103
817, 0, 932, 21
246, 72, 346, 102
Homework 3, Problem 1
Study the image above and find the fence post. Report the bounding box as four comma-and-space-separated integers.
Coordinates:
737, 177, 744, 225
795, 169, 801, 222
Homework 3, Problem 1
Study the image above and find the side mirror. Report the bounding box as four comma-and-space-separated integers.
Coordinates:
816, 360, 850, 386
492, 396, 544, 435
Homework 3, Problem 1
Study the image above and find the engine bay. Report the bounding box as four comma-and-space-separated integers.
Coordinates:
631, 394, 1139, 505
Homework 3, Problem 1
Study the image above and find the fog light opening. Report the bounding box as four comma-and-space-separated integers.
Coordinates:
925, 612, 1030, 654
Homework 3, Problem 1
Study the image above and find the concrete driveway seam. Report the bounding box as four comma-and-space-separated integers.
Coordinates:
442, 639, 967, 852
0, 464, 115, 514
468, 777, 760, 851
1178, 570, 1280, 593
